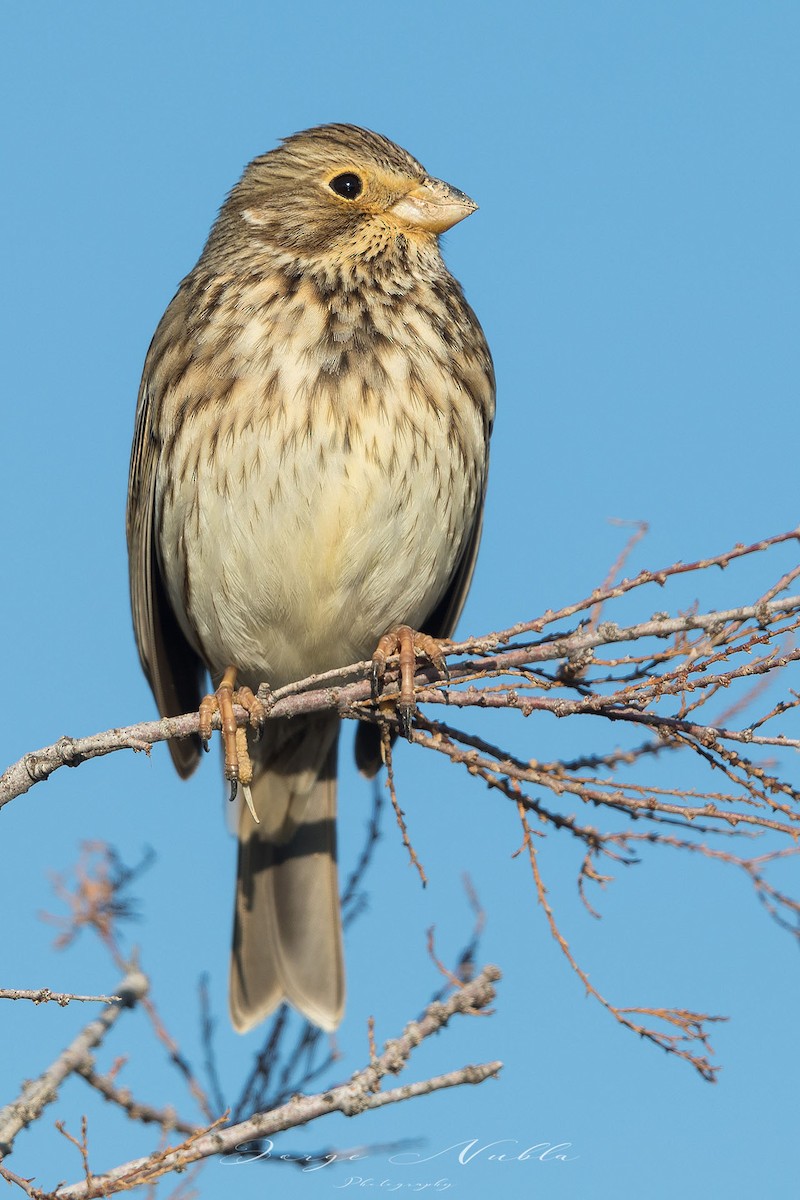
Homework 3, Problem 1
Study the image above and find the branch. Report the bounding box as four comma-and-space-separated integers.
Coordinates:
474, 526, 800, 644
74, 1059, 199, 1136
44, 965, 502, 1199
0, 989, 121, 1006
2, 591, 798, 808
0, 967, 148, 1159
515, 802, 724, 1081
3, 527, 798, 1096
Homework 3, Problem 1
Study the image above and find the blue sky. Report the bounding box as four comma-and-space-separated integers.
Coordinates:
2, 3, 799, 1197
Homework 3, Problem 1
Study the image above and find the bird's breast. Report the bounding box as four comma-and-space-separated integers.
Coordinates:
155, 275, 490, 689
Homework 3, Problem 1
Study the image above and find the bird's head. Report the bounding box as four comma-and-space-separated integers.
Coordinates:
206, 123, 477, 269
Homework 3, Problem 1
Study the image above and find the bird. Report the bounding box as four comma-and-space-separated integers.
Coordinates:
126, 123, 495, 1034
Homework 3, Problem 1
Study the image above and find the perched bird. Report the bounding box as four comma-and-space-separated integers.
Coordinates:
127, 123, 495, 1033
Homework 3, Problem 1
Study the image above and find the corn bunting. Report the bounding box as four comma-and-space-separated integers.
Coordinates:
127, 124, 495, 1032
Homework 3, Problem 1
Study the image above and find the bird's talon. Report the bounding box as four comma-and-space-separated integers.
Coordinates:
199, 667, 261, 799
398, 705, 415, 742
371, 625, 449, 738
370, 660, 384, 702
236, 686, 266, 734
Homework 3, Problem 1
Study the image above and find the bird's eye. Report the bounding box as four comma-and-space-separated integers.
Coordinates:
329, 172, 363, 200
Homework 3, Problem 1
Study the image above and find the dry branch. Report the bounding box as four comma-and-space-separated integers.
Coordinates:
0, 990, 121, 1006
0, 967, 148, 1159
41, 966, 502, 1199
1, 588, 797, 808
2, 526, 798, 1116
75, 1059, 199, 1136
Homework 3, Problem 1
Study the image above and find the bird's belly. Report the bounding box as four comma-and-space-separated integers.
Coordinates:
158, 411, 483, 690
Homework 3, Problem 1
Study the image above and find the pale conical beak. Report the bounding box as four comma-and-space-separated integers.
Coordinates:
389, 176, 478, 233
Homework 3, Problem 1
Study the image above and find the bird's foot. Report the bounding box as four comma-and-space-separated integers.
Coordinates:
199, 667, 266, 804
371, 625, 450, 741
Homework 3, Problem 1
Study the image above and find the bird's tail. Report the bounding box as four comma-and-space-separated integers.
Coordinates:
229, 714, 344, 1033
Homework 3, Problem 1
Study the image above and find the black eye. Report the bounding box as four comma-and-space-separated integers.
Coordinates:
329, 172, 363, 200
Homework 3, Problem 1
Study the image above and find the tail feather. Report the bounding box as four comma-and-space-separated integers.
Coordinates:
229, 715, 344, 1033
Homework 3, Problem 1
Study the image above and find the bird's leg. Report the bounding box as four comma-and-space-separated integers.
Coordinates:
199, 666, 266, 801
371, 624, 451, 741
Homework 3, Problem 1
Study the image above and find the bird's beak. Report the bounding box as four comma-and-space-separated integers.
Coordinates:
389, 176, 478, 233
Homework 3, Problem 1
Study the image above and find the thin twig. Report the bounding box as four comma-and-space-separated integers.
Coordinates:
76, 1059, 200, 1136
381, 724, 427, 886
0, 989, 121, 1006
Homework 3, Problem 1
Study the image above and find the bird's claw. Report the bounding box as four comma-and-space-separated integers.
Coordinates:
370, 625, 450, 741
397, 702, 415, 743
199, 668, 266, 809
371, 658, 384, 703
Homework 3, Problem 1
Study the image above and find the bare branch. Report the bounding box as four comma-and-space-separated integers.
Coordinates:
2, 584, 799, 808
3, 527, 798, 1101
514, 802, 724, 1081
45, 965, 502, 1199
381, 724, 427, 886
0, 990, 121, 1006
75, 1058, 200, 1136
0, 966, 148, 1158
471, 526, 800, 646
0, 1163, 39, 1197
42, 843, 215, 1125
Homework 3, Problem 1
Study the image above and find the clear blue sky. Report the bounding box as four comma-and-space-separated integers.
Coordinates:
2, 3, 799, 1197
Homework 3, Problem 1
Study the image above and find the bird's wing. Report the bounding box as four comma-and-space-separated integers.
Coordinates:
423, 463, 489, 641
425, 302, 495, 640
354, 471, 489, 778
127, 364, 205, 779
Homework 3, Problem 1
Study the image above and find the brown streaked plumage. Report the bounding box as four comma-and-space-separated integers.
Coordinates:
126, 124, 495, 1033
